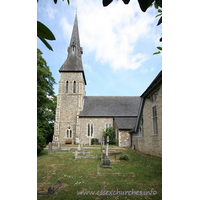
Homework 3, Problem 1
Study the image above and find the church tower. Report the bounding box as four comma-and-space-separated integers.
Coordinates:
52, 13, 86, 145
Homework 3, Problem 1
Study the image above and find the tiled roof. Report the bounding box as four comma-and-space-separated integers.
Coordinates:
79, 96, 141, 117
114, 117, 137, 130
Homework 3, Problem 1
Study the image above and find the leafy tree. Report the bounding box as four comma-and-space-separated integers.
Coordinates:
37, 48, 57, 153
103, 127, 116, 145
37, 0, 70, 51
37, 127, 46, 154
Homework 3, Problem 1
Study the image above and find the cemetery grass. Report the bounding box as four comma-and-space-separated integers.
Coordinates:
37, 148, 162, 200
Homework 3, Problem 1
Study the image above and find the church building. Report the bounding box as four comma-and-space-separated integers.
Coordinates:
52, 13, 162, 156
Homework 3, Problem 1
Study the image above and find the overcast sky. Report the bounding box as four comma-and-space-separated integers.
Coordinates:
37, 0, 162, 96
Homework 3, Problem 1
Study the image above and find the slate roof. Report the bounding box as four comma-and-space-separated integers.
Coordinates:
114, 117, 137, 130
79, 96, 141, 117
59, 53, 84, 72
59, 13, 87, 85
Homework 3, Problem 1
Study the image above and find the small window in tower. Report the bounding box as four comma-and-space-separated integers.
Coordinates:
70, 130, 72, 138
73, 81, 76, 93
67, 130, 69, 138
66, 81, 68, 93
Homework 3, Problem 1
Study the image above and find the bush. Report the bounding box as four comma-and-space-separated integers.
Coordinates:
37, 127, 46, 155
91, 138, 99, 145
103, 127, 116, 145
119, 155, 129, 161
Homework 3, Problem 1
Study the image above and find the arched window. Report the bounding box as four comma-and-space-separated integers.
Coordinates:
66, 81, 68, 93
73, 81, 76, 93
70, 130, 72, 138
66, 129, 72, 138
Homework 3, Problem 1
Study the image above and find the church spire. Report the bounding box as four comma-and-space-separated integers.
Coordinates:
69, 11, 83, 57
59, 12, 86, 84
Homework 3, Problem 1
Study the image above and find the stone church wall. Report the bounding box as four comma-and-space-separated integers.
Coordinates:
132, 84, 162, 157
52, 72, 85, 145
119, 130, 131, 147
79, 117, 113, 144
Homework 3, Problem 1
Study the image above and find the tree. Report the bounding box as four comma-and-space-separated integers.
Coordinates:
103, 127, 116, 145
37, 48, 57, 154
37, 0, 70, 51
37, 127, 46, 154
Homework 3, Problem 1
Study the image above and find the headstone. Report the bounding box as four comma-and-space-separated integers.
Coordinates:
48, 142, 50, 154
81, 142, 84, 151
102, 182, 105, 191
78, 143, 81, 152
48, 142, 52, 154
82, 150, 85, 156
75, 150, 78, 158
102, 137, 106, 151
106, 136, 109, 157
101, 136, 111, 168
57, 138, 61, 150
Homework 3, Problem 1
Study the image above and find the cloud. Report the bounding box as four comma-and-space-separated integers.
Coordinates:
72, 0, 157, 71
38, 2, 57, 20
60, 17, 73, 41
46, 3, 57, 19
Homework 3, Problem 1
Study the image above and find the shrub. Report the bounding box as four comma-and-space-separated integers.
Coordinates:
119, 155, 129, 161
103, 127, 116, 145
91, 138, 99, 145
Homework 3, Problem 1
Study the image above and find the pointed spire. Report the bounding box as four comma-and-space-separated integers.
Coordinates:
59, 12, 86, 85
69, 11, 81, 57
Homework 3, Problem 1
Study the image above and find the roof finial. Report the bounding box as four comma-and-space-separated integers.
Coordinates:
76, 6, 77, 15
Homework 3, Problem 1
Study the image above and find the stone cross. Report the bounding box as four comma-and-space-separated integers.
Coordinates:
106, 136, 109, 157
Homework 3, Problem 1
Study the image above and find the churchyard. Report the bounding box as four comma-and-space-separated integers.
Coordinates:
37, 147, 162, 200
37, 144, 162, 200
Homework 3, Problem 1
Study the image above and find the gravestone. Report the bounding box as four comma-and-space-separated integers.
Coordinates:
88, 137, 91, 145
101, 136, 111, 168
57, 138, 61, 151
75, 150, 78, 158
102, 182, 105, 191
81, 142, 84, 151
77, 143, 81, 152
101, 137, 106, 151
48, 142, 52, 154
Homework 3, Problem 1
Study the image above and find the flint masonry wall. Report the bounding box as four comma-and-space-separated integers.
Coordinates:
53, 72, 85, 145
132, 84, 162, 157
79, 117, 113, 144
119, 130, 131, 147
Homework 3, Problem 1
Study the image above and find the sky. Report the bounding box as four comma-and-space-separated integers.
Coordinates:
37, 0, 162, 96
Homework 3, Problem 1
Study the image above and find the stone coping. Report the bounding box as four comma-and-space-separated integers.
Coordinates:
75, 155, 97, 159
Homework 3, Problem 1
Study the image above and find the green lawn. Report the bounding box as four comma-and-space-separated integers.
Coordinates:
37, 148, 162, 200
